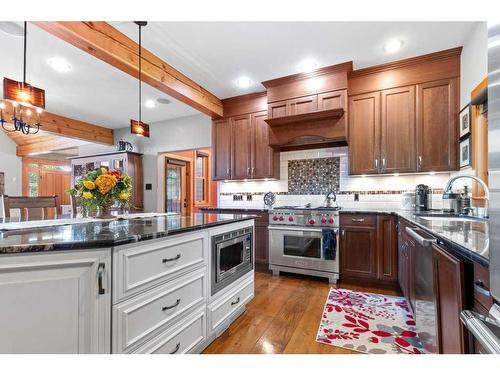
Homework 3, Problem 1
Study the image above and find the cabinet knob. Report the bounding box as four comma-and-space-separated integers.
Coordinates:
169, 343, 181, 354
418, 156, 422, 168
97, 263, 105, 295
162, 298, 181, 311
375, 159, 378, 169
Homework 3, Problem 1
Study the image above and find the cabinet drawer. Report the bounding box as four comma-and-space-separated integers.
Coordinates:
208, 277, 254, 332
133, 306, 207, 354
114, 232, 207, 301
473, 262, 493, 310
340, 214, 377, 227
113, 268, 207, 353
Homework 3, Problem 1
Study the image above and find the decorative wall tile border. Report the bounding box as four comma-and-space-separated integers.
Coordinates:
219, 188, 444, 196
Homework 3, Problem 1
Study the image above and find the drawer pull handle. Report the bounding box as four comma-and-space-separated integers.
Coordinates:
474, 281, 491, 297
351, 218, 365, 222
231, 297, 240, 306
163, 254, 181, 263
162, 299, 181, 311
97, 263, 105, 295
169, 343, 180, 354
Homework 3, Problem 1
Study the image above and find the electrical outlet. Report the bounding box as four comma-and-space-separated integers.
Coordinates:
246, 195, 252, 201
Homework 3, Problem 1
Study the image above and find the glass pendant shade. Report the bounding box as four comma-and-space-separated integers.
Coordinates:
3, 77, 45, 109
130, 119, 150, 138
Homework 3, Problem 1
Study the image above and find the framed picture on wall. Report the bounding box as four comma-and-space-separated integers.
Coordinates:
459, 104, 471, 138
459, 136, 472, 168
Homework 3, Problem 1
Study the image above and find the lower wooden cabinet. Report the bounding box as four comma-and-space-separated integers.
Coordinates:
340, 213, 397, 285
0, 249, 111, 354
398, 219, 416, 312
432, 243, 467, 354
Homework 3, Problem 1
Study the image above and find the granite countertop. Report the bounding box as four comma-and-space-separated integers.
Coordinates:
200, 207, 270, 213
0, 213, 256, 254
340, 209, 489, 267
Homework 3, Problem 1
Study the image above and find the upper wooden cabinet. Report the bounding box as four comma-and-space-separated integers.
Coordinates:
381, 86, 416, 173
348, 92, 380, 175
212, 118, 232, 180
231, 114, 253, 179
347, 48, 460, 175
416, 78, 458, 172
212, 93, 279, 181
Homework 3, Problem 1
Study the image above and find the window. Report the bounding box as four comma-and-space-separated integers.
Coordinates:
195, 152, 209, 205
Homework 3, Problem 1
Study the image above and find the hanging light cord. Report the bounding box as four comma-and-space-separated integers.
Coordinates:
23, 21, 27, 84
138, 23, 142, 123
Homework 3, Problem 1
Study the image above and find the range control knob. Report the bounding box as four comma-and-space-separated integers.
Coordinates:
309, 219, 316, 225
328, 217, 335, 224
272, 216, 278, 221
288, 216, 294, 222
321, 217, 327, 224
279, 216, 284, 221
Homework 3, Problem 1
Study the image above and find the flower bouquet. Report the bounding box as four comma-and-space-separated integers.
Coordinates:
69, 168, 132, 218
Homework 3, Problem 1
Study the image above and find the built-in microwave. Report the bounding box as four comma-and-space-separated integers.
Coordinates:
211, 227, 253, 295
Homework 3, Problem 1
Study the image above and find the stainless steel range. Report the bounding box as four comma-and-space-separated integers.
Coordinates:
268, 205, 340, 283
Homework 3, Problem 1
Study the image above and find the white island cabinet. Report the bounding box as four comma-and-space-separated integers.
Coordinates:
0, 249, 111, 354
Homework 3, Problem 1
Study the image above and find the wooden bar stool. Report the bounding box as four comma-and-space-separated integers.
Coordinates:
1, 195, 58, 220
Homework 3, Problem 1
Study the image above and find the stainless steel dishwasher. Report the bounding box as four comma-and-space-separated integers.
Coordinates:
406, 226, 438, 354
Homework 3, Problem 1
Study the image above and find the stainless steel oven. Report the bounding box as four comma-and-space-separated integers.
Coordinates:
211, 226, 253, 295
269, 225, 339, 283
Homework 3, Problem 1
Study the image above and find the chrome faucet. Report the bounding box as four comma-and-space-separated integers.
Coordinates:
443, 175, 489, 218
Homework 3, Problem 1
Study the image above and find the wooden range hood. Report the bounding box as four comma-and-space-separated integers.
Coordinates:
262, 62, 352, 150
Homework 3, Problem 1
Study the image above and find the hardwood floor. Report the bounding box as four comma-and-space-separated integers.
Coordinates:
203, 271, 400, 354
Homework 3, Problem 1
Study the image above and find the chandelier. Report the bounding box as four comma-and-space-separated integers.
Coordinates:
0, 22, 45, 135
130, 21, 150, 138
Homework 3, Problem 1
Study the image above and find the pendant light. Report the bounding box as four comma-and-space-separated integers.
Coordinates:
1, 21, 45, 135
130, 21, 150, 138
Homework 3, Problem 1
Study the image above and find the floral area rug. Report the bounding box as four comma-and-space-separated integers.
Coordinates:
316, 288, 426, 354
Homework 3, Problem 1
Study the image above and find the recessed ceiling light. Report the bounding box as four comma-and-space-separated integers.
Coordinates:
0, 22, 23, 37
156, 98, 171, 105
47, 57, 72, 73
235, 76, 251, 89
384, 39, 404, 53
145, 99, 156, 109
299, 59, 318, 73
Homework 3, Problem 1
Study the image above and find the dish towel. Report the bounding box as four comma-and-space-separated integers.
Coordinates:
322, 228, 337, 260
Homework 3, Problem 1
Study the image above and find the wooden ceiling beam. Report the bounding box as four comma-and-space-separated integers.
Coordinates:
1, 102, 114, 145
34, 21, 224, 118
16, 136, 86, 157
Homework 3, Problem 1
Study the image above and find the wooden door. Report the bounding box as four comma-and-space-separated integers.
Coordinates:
0, 249, 111, 353
212, 118, 232, 180
416, 79, 458, 172
432, 243, 467, 354
381, 86, 416, 173
267, 100, 288, 119
348, 92, 381, 175
39, 170, 71, 215
126, 153, 144, 210
340, 226, 377, 280
165, 159, 189, 215
288, 95, 318, 115
318, 90, 346, 111
377, 215, 398, 282
251, 111, 277, 179
231, 114, 252, 179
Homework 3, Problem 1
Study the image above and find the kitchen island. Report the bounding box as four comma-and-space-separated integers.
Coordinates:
0, 213, 256, 354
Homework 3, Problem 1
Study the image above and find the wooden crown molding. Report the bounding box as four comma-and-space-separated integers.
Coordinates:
34, 21, 224, 118
350, 47, 463, 78
222, 91, 267, 103
262, 61, 353, 88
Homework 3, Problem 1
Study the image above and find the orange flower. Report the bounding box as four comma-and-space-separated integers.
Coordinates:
95, 174, 117, 194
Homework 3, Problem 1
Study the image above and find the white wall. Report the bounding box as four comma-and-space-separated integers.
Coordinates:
460, 22, 488, 108
113, 114, 212, 212
0, 131, 22, 217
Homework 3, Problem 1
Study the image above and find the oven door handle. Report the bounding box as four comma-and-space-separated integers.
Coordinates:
268, 225, 324, 233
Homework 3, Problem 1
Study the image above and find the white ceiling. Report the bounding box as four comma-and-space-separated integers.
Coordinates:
113, 21, 478, 99
0, 22, 198, 129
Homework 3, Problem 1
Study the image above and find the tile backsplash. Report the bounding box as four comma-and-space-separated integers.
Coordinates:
288, 157, 340, 194
218, 146, 460, 210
